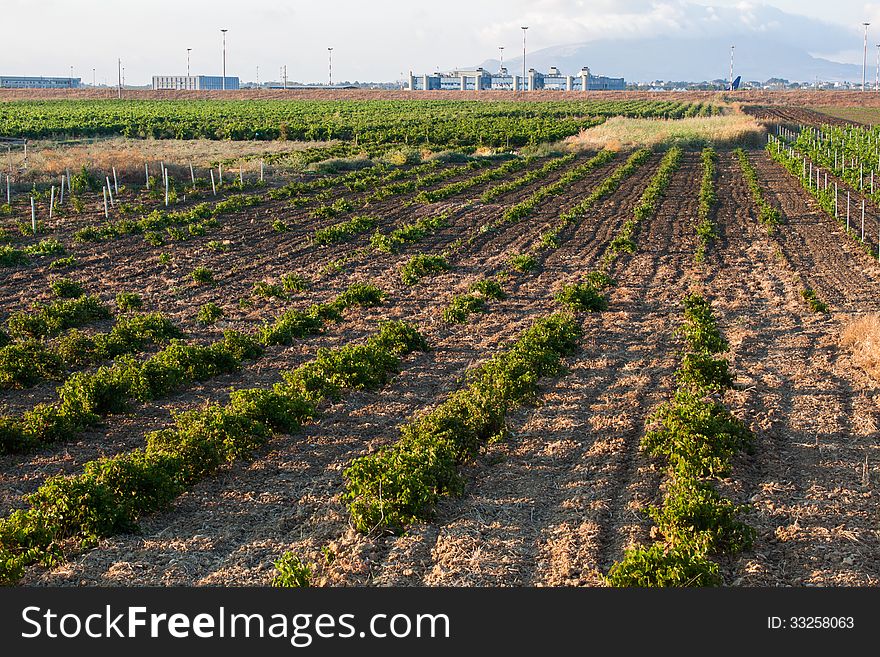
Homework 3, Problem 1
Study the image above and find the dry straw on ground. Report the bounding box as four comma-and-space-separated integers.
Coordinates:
566, 114, 766, 150
841, 314, 880, 381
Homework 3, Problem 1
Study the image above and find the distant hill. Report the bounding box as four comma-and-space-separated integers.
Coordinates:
476, 35, 862, 84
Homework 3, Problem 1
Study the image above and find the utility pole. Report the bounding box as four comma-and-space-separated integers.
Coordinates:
864, 23, 871, 92
256, 65, 260, 86
187, 48, 192, 77
328, 47, 333, 86
876, 44, 879, 91
729, 45, 735, 91
221, 29, 228, 90
92, 68, 96, 87
521, 26, 528, 91
117, 58, 122, 99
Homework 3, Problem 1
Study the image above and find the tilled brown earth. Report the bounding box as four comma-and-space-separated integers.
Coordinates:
19, 151, 662, 586
709, 152, 880, 585
13, 147, 880, 587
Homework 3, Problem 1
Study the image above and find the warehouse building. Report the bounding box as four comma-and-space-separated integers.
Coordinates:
0, 76, 81, 89
152, 75, 240, 90
408, 67, 624, 91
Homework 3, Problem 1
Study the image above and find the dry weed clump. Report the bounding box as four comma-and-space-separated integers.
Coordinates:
566, 114, 765, 150
841, 314, 880, 381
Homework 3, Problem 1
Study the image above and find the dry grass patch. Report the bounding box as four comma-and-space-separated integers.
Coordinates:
841, 313, 880, 381
11, 137, 338, 182
566, 114, 765, 150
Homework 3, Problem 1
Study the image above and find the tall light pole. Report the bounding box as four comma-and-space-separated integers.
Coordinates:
876, 44, 880, 91
221, 29, 228, 90
499, 46, 504, 73
729, 45, 735, 91
187, 48, 192, 77
328, 47, 333, 86
69, 65, 74, 87
521, 26, 528, 91
92, 68, 96, 87
864, 23, 871, 92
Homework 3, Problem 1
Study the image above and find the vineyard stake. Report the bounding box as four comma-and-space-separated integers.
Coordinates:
106, 177, 114, 206
49, 186, 55, 220
260, 159, 264, 182
30, 196, 36, 234
190, 161, 195, 185
164, 175, 169, 207
862, 199, 866, 241
239, 162, 243, 185
112, 167, 119, 194
145, 162, 150, 189
103, 187, 108, 218
218, 163, 223, 184
66, 168, 71, 193
5, 174, 10, 205
847, 191, 851, 231
59, 175, 64, 205
210, 170, 216, 196
835, 183, 838, 217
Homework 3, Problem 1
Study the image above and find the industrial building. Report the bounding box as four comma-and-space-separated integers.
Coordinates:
0, 76, 81, 89
407, 67, 625, 91
152, 75, 240, 90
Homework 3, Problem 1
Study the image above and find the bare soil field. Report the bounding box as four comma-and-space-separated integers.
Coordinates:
2, 136, 877, 588
4, 88, 880, 106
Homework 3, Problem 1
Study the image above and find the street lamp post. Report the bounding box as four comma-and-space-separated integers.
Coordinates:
521, 26, 528, 92
221, 29, 228, 90
864, 23, 871, 92
876, 44, 880, 91
328, 47, 333, 86
499, 46, 504, 73
729, 45, 735, 91
187, 48, 192, 78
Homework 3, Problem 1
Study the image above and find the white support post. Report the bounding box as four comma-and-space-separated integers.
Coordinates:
59, 175, 65, 205
847, 191, 851, 231
145, 162, 150, 189
260, 159, 264, 182
164, 175, 169, 207
190, 162, 195, 185
239, 162, 243, 185
30, 196, 36, 234
5, 174, 10, 205
66, 168, 71, 193
49, 186, 55, 220
112, 167, 119, 194
835, 182, 839, 217
103, 187, 109, 218
106, 177, 114, 206
863, 199, 866, 241
218, 163, 223, 185
210, 170, 216, 196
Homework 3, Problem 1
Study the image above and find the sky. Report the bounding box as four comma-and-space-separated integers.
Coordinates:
1, 1, 878, 85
